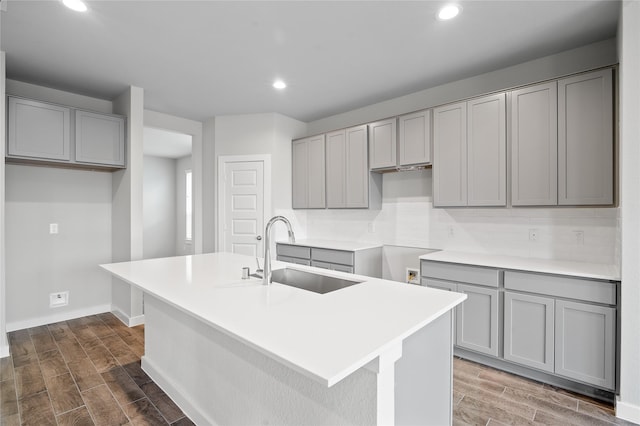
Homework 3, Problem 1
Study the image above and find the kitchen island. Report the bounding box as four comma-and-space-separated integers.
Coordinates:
101, 252, 466, 425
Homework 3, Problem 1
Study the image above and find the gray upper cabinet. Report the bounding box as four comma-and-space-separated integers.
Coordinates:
7, 95, 126, 170
292, 135, 325, 209
369, 118, 396, 170
398, 109, 431, 167
555, 300, 615, 390
433, 101, 467, 207
75, 110, 125, 167
511, 82, 558, 206
7, 96, 71, 161
558, 68, 614, 206
326, 125, 374, 209
467, 93, 506, 206
504, 292, 555, 373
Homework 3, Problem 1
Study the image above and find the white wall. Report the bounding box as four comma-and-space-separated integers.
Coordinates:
143, 155, 176, 259
617, 1, 640, 422
5, 165, 112, 330
296, 39, 620, 268
175, 155, 193, 256
0, 51, 7, 356
214, 113, 307, 251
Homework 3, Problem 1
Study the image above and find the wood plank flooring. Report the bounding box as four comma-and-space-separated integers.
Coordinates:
0, 312, 635, 425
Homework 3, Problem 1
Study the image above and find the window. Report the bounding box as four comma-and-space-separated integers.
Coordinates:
185, 170, 192, 241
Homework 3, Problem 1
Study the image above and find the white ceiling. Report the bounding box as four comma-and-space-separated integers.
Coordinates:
143, 127, 192, 159
1, 1, 620, 123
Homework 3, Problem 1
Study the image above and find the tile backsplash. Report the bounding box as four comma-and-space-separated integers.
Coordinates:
291, 170, 620, 266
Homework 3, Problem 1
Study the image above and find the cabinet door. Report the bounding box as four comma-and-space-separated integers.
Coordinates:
504, 292, 554, 373
399, 109, 431, 166
345, 125, 369, 208
7, 97, 71, 161
369, 118, 397, 169
326, 130, 346, 208
555, 300, 615, 390
307, 135, 326, 208
467, 93, 506, 206
456, 284, 499, 357
75, 110, 125, 166
511, 82, 558, 206
558, 68, 613, 205
433, 102, 467, 207
292, 139, 310, 209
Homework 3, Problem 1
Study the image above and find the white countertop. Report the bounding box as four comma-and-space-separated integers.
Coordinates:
277, 239, 382, 252
419, 251, 620, 281
101, 252, 465, 387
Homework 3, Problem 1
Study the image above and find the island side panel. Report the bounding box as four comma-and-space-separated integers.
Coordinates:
141, 294, 378, 426
395, 310, 453, 425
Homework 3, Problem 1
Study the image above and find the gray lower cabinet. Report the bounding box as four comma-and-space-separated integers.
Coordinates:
421, 260, 618, 392
555, 300, 615, 390
504, 292, 554, 373
456, 284, 500, 357
276, 243, 382, 278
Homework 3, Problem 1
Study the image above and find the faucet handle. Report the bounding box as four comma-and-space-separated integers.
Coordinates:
255, 257, 263, 273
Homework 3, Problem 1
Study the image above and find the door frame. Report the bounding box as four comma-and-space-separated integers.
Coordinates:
217, 154, 272, 254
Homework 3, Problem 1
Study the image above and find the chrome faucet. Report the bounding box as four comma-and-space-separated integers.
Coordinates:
263, 216, 296, 285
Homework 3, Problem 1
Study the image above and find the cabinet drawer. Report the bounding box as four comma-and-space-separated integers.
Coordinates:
504, 271, 616, 305
277, 255, 311, 266
276, 244, 310, 260
421, 278, 457, 292
311, 248, 354, 266
330, 264, 354, 274
421, 260, 500, 287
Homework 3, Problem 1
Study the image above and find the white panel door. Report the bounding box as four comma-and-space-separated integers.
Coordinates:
223, 161, 265, 257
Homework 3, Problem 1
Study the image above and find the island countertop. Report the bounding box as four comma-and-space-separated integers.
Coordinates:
101, 252, 465, 387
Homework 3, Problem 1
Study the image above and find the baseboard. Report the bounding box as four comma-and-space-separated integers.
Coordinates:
6, 304, 112, 332
111, 307, 145, 327
141, 356, 216, 426
616, 398, 640, 424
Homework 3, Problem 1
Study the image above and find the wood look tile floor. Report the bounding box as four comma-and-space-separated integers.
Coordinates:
0, 313, 635, 426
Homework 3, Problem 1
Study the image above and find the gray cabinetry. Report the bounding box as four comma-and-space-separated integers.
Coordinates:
326, 125, 380, 209
511, 82, 558, 206
7, 96, 71, 161
276, 242, 382, 278
292, 135, 325, 209
467, 93, 506, 206
75, 110, 125, 166
555, 300, 615, 390
6, 95, 126, 170
368, 118, 396, 169
398, 109, 431, 166
558, 68, 613, 206
456, 284, 500, 357
504, 292, 554, 372
433, 101, 467, 207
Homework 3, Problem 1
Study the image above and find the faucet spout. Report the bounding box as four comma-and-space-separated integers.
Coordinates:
263, 216, 296, 286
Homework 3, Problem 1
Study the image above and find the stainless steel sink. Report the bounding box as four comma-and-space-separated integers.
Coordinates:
270, 268, 363, 294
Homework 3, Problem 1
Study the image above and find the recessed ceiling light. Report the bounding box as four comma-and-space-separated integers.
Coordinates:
437, 4, 461, 20
273, 80, 287, 90
63, 0, 88, 12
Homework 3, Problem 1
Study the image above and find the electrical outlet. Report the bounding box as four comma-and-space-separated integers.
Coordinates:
49, 291, 69, 308
406, 268, 420, 285
529, 229, 538, 241
574, 230, 585, 245
49, 223, 59, 234
367, 222, 375, 233
448, 226, 455, 238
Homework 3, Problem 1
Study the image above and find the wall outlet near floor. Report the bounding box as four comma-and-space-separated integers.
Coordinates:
50, 291, 69, 308
528, 229, 538, 241
574, 230, 585, 245
406, 268, 420, 285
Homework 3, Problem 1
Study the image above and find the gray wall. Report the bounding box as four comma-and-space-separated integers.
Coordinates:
5, 165, 112, 330
143, 155, 177, 259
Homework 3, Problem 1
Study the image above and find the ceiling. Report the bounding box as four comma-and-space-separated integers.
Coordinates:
1, 1, 620, 123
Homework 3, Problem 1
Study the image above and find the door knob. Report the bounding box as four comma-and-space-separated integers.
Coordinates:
256, 236, 262, 241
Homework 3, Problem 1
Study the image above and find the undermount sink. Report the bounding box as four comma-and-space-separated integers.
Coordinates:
270, 268, 363, 294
